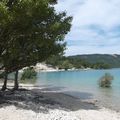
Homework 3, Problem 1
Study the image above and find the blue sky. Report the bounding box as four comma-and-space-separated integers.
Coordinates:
55, 0, 120, 56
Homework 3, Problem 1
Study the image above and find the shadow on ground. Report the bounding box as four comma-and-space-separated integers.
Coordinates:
0, 86, 99, 113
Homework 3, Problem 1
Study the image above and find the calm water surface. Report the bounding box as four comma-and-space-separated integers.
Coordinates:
36, 69, 120, 111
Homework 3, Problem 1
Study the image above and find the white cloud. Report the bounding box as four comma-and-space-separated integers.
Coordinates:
66, 45, 120, 56
55, 0, 120, 55
72, 0, 120, 29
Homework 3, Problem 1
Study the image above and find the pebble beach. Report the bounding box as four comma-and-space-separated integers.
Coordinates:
0, 84, 120, 120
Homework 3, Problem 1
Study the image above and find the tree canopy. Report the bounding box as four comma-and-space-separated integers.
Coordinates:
0, 0, 72, 90
0, 0, 72, 73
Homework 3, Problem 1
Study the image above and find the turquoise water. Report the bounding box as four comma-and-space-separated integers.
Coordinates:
37, 69, 120, 111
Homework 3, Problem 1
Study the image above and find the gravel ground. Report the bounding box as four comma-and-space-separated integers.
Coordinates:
0, 84, 120, 120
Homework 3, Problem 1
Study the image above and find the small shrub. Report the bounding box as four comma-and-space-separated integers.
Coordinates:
21, 67, 37, 83
99, 73, 114, 88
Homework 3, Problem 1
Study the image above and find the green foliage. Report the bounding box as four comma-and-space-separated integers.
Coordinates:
68, 55, 111, 69
21, 67, 37, 80
91, 62, 110, 69
58, 60, 73, 70
69, 54, 120, 68
0, 0, 72, 74
46, 55, 110, 70
99, 73, 114, 88
46, 55, 74, 70
21, 67, 37, 83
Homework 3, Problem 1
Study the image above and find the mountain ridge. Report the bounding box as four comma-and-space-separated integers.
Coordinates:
68, 54, 120, 68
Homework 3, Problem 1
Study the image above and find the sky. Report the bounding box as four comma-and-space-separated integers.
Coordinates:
55, 0, 120, 56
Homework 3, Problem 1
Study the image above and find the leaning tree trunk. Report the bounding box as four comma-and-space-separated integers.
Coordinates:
13, 70, 19, 90
1, 71, 8, 91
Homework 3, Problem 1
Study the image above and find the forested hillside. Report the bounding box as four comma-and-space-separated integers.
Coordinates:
46, 54, 120, 70
69, 54, 120, 68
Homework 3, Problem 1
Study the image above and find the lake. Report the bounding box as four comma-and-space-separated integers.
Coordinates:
37, 69, 120, 111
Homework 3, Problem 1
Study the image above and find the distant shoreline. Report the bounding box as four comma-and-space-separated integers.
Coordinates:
12, 63, 120, 73
35, 67, 120, 73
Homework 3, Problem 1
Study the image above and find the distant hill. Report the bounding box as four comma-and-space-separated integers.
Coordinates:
68, 54, 120, 68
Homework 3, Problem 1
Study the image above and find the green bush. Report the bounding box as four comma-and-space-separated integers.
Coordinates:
99, 73, 114, 88
21, 67, 37, 83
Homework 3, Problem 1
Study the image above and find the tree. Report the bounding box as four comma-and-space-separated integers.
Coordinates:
0, 0, 72, 90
